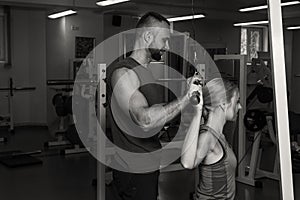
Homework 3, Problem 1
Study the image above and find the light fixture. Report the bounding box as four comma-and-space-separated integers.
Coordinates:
167, 14, 205, 22
287, 26, 300, 30
96, 0, 130, 6
48, 10, 77, 19
239, 1, 300, 12
233, 20, 269, 26
48, 0, 77, 19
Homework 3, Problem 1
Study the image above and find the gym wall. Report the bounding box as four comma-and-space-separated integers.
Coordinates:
291, 30, 300, 113
0, 7, 47, 126
103, 14, 138, 40
174, 19, 240, 54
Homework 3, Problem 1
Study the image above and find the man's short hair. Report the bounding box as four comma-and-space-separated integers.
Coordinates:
136, 12, 170, 28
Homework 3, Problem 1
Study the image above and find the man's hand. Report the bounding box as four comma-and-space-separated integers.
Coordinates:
186, 73, 203, 109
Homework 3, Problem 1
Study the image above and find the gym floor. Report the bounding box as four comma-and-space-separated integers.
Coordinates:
0, 126, 299, 200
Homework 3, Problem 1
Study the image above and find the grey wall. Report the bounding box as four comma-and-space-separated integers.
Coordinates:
0, 7, 47, 125
291, 30, 300, 113
174, 19, 240, 54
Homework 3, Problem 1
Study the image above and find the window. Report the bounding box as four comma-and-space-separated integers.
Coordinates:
240, 27, 263, 63
0, 8, 8, 64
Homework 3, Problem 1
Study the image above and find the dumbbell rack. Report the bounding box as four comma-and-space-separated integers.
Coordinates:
0, 78, 35, 133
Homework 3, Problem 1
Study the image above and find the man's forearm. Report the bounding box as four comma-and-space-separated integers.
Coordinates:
140, 94, 190, 130
163, 94, 190, 123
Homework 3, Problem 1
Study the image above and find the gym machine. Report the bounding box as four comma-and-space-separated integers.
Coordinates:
44, 92, 72, 148
45, 80, 89, 155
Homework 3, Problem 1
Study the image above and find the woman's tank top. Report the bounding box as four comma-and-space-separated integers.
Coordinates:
195, 125, 237, 200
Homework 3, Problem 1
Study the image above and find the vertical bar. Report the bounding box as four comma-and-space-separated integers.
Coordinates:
238, 55, 247, 179
248, 131, 261, 179
267, 0, 294, 199
97, 63, 106, 200
263, 27, 269, 52
8, 78, 13, 132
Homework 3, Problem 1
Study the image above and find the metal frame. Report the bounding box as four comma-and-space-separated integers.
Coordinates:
268, 0, 294, 199
97, 63, 106, 200
163, 32, 190, 102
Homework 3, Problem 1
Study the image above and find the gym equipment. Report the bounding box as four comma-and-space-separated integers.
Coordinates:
47, 85, 90, 155
47, 79, 75, 86
61, 124, 89, 155
246, 84, 273, 106
244, 109, 267, 132
46, 77, 91, 155
0, 78, 36, 133
246, 77, 274, 115
44, 93, 71, 148
47, 79, 97, 86
257, 86, 273, 103
189, 78, 203, 105
0, 137, 7, 143
0, 150, 42, 168
242, 114, 280, 186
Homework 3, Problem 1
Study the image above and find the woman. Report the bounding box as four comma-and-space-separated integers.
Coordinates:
181, 78, 242, 200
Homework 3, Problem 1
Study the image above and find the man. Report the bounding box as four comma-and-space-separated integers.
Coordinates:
107, 12, 201, 200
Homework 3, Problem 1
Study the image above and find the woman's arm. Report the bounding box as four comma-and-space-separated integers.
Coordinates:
181, 108, 211, 169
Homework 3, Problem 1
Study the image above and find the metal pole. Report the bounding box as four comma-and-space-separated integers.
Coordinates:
97, 64, 106, 200
267, 0, 294, 199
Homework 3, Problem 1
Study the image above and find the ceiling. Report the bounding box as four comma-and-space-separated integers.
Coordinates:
0, 0, 300, 25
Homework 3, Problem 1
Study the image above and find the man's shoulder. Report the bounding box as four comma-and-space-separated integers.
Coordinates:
113, 67, 136, 77
111, 57, 135, 69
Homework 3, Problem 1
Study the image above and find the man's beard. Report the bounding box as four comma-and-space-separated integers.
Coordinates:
149, 48, 163, 61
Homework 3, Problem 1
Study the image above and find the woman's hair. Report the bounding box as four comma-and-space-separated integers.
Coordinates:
202, 78, 238, 117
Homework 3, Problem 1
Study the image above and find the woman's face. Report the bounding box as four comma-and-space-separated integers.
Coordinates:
225, 90, 242, 121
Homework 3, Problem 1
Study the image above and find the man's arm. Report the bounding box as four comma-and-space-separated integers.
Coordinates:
111, 67, 199, 131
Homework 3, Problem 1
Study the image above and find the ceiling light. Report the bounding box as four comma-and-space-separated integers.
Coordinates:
233, 20, 269, 26
96, 0, 130, 6
287, 26, 300, 30
239, 1, 300, 12
167, 14, 205, 22
48, 10, 77, 19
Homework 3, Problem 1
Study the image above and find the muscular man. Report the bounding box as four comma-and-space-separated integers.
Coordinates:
107, 12, 201, 200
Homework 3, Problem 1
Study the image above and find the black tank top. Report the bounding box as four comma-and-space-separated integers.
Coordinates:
107, 57, 165, 153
